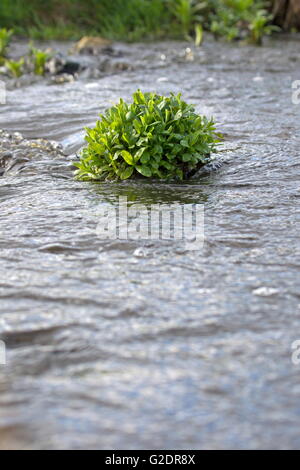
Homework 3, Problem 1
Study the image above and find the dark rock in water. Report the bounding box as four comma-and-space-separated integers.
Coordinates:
60, 61, 81, 75
0, 151, 13, 167
0, 151, 13, 176
46, 54, 81, 76
195, 155, 229, 177
182, 152, 227, 179
99, 58, 133, 73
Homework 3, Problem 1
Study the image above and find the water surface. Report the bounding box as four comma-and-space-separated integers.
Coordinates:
0, 37, 299, 449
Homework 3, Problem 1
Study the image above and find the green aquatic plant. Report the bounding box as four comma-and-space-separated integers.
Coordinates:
29, 45, 51, 75
75, 90, 221, 181
166, 0, 208, 43
210, 6, 241, 41
249, 9, 280, 45
0, 28, 13, 59
210, 0, 276, 44
194, 23, 204, 46
167, 0, 205, 37
5, 58, 24, 78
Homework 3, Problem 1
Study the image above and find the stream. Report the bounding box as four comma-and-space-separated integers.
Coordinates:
0, 37, 299, 449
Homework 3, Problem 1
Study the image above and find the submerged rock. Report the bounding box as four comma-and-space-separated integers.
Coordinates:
0, 130, 65, 176
50, 73, 75, 84
193, 155, 229, 177
46, 54, 81, 75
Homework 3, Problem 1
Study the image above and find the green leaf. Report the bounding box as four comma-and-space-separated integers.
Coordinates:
120, 167, 134, 180
121, 150, 134, 165
154, 144, 163, 155
126, 111, 134, 121
195, 24, 203, 47
140, 151, 150, 164
134, 147, 146, 162
174, 110, 182, 120
133, 119, 142, 133
90, 142, 104, 154
161, 161, 173, 170
136, 165, 152, 177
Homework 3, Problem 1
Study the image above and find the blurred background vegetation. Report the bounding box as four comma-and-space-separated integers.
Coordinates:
0, 0, 298, 43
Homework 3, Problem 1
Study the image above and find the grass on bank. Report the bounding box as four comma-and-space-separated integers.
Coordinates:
0, 0, 280, 44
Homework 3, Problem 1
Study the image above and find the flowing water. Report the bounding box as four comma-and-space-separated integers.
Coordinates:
0, 37, 299, 449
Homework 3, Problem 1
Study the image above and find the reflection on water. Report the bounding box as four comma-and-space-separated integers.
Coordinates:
0, 37, 300, 449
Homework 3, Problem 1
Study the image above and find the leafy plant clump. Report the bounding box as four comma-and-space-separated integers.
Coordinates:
75, 90, 221, 181
209, 0, 278, 44
0, 28, 13, 60
29, 45, 51, 75
5, 58, 24, 78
